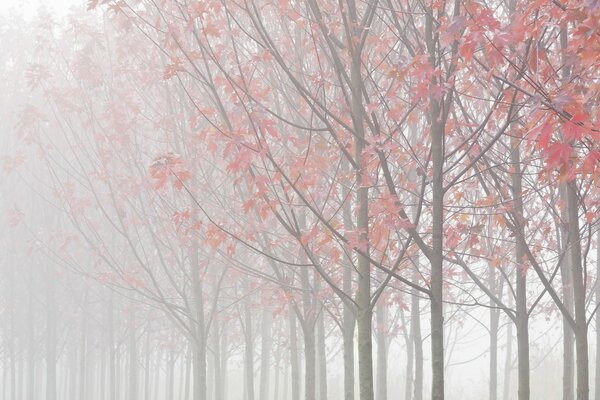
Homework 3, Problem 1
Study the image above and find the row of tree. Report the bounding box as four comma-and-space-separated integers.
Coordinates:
2, 0, 600, 400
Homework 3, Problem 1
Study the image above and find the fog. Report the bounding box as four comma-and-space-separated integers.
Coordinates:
0, 1, 599, 400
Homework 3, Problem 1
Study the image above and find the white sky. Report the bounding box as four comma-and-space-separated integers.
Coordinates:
0, 0, 79, 17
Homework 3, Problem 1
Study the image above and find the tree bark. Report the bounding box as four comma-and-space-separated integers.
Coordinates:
243, 276, 255, 400
129, 302, 138, 400
317, 300, 327, 400
190, 244, 207, 400
289, 310, 301, 400
511, 140, 529, 400
566, 181, 589, 400
45, 266, 56, 400
595, 235, 600, 400
490, 268, 499, 400
426, 8, 445, 400
260, 309, 272, 400
503, 312, 513, 400
376, 301, 388, 400
560, 184, 575, 400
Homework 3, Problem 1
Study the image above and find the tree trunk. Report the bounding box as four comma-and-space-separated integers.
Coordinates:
220, 325, 228, 400
595, 236, 600, 400
108, 293, 116, 400
350, 9, 374, 398
79, 293, 88, 400
503, 311, 513, 400
560, 184, 575, 400
567, 181, 589, 400
27, 282, 35, 400
376, 301, 388, 400
490, 267, 499, 400
412, 260, 423, 400
46, 267, 56, 400
129, 303, 138, 400
316, 286, 328, 400
426, 8, 445, 399
290, 309, 301, 400
303, 322, 317, 400
341, 164, 356, 400
260, 309, 272, 400
511, 140, 530, 400
214, 318, 223, 400
190, 243, 207, 400
243, 276, 255, 400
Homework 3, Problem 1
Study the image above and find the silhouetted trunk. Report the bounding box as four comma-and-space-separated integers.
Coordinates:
79, 293, 88, 400
376, 301, 387, 400
490, 268, 499, 400
243, 276, 255, 400
108, 293, 116, 400
412, 258, 423, 400
260, 309, 272, 400
511, 140, 529, 400
27, 281, 35, 400
214, 318, 223, 400
560, 184, 575, 400
184, 347, 192, 400
567, 181, 589, 400
220, 323, 228, 400
303, 321, 317, 400
273, 329, 281, 400
166, 348, 175, 400
595, 236, 600, 400
145, 333, 152, 400
503, 312, 512, 400
350, 7, 374, 396
46, 266, 56, 400
190, 243, 207, 400
341, 165, 356, 400
316, 282, 327, 400
290, 309, 301, 400
129, 303, 138, 400
426, 8, 445, 399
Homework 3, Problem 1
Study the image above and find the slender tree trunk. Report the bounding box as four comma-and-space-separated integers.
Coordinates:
503, 309, 513, 400
214, 317, 223, 400
490, 268, 499, 400
595, 236, 600, 400
129, 303, 138, 400
560, 184, 575, 400
108, 293, 116, 400
567, 181, 589, 400
184, 347, 192, 400
349, 3, 374, 396
426, 8, 445, 399
405, 311, 414, 400
190, 243, 207, 400
79, 293, 88, 400
511, 140, 530, 400
303, 321, 317, 400
46, 266, 56, 400
273, 329, 282, 400
376, 301, 388, 400
341, 165, 356, 400
290, 309, 301, 400
220, 324, 228, 400
27, 280, 35, 400
145, 333, 152, 400
166, 348, 175, 400
260, 309, 272, 400
100, 337, 106, 400
412, 261, 423, 400
316, 285, 327, 400
243, 276, 255, 400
